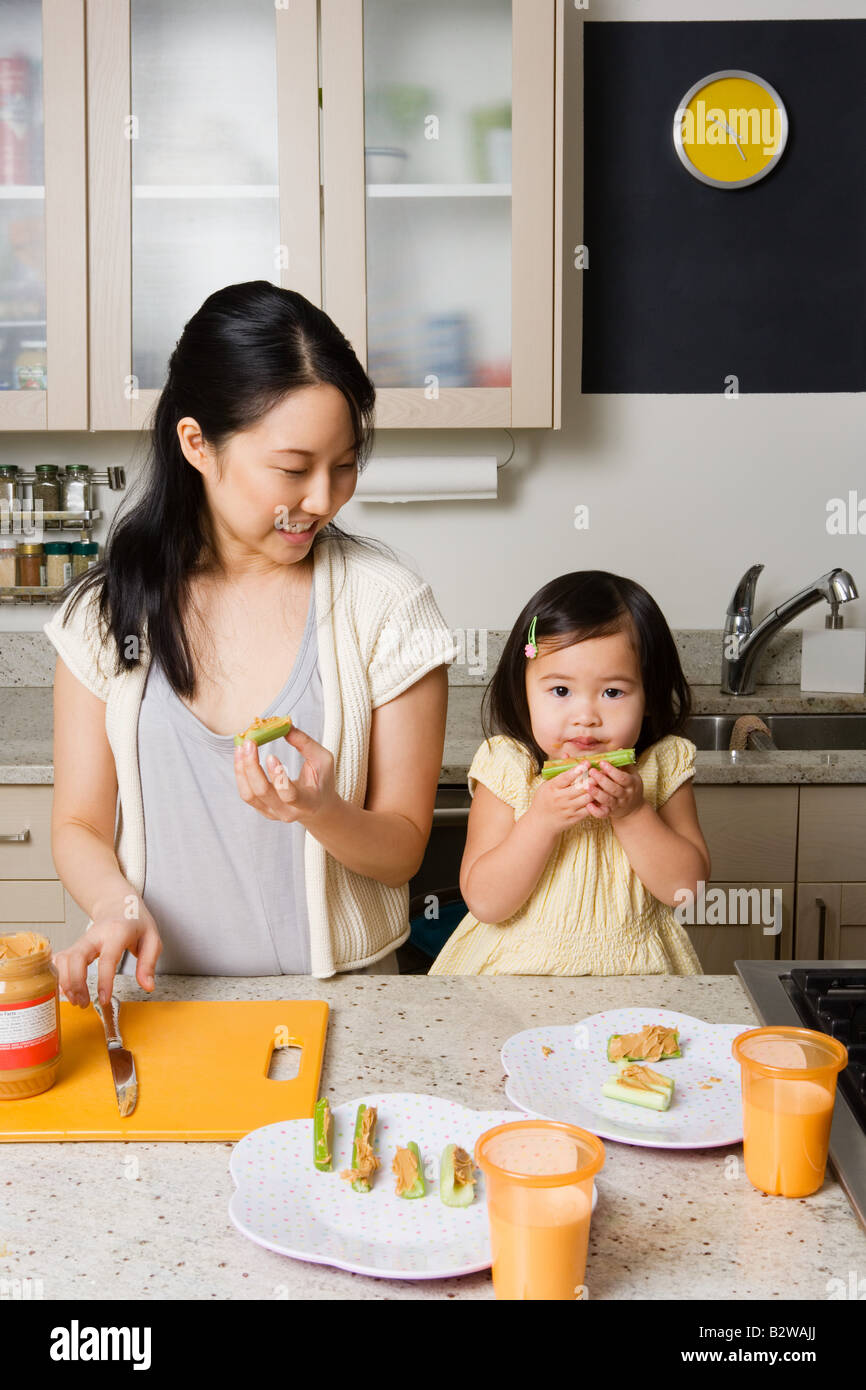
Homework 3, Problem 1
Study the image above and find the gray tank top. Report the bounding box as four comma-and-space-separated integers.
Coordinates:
121, 583, 323, 976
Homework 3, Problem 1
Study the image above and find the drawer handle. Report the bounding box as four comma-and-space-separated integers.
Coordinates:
0, 829, 30, 843
815, 896, 826, 960
432, 807, 470, 826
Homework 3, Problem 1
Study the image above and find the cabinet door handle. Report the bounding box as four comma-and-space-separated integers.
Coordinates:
815, 896, 826, 960
432, 807, 470, 826
0, 829, 30, 842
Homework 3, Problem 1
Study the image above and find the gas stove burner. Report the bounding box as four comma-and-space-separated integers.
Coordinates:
783, 968, 866, 1131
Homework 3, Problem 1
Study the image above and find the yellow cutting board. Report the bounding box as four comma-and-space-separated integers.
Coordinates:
0, 999, 329, 1141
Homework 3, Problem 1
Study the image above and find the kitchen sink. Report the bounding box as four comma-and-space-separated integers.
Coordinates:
684, 714, 866, 751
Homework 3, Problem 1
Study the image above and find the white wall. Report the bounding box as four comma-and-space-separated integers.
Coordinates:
3, 0, 864, 636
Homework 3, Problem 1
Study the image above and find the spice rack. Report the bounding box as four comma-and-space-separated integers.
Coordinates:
0, 466, 125, 604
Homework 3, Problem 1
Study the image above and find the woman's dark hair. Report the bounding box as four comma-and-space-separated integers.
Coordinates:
482, 570, 692, 771
57, 280, 397, 697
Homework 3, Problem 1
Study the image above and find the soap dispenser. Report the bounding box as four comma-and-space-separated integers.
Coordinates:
800, 599, 866, 693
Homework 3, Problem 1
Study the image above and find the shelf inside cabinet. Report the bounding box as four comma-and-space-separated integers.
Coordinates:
0, 186, 45, 200
366, 183, 511, 198
0, 585, 69, 604
0, 510, 102, 526
133, 184, 279, 199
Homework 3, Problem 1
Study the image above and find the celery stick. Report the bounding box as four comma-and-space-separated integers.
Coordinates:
394, 1141, 426, 1199
313, 1096, 331, 1171
541, 747, 635, 779
439, 1143, 476, 1207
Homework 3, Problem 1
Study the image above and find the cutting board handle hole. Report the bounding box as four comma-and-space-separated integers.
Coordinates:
267, 1042, 302, 1082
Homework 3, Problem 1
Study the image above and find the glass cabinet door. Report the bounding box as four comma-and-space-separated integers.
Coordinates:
0, 0, 86, 429
0, 0, 45, 401
130, 0, 281, 392
362, 0, 512, 393
88, 0, 320, 429
321, 0, 560, 429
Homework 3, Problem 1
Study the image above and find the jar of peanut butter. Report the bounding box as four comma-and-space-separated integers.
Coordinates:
0, 932, 62, 1099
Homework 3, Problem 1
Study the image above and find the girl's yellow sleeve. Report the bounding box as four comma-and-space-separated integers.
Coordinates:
467, 735, 535, 816
656, 735, 697, 808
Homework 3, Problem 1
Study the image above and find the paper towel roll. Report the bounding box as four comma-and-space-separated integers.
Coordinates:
354, 456, 498, 503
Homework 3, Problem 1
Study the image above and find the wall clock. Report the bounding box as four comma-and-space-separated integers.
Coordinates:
673, 69, 788, 188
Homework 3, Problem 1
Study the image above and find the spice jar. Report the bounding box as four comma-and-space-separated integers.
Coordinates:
61, 464, 92, 513
0, 464, 19, 507
0, 538, 17, 586
33, 463, 61, 522
16, 541, 44, 587
71, 540, 99, 577
0, 932, 62, 1100
44, 541, 72, 588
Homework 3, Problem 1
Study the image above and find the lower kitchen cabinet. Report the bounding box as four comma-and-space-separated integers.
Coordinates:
796, 882, 866, 959
0, 785, 86, 949
688, 786, 798, 973
681, 881, 794, 975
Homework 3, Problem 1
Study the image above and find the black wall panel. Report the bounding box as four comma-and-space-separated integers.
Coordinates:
581, 20, 866, 393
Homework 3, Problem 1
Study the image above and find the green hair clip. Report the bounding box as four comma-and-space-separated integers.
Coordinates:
524, 615, 538, 659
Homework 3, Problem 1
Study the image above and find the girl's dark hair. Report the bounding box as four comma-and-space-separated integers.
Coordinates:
482, 570, 692, 771
57, 280, 397, 697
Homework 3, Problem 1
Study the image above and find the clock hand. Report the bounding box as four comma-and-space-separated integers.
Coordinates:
708, 116, 747, 161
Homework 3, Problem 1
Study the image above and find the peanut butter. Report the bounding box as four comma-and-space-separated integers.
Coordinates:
617, 1063, 670, 1092
453, 1146, 475, 1189
392, 1145, 419, 1195
239, 714, 292, 738
0, 931, 45, 960
608, 1024, 679, 1062
0, 932, 61, 1100
340, 1105, 380, 1184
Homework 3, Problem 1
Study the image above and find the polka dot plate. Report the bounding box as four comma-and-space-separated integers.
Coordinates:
228, 1092, 596, 1279
502, 1009, 754, 1149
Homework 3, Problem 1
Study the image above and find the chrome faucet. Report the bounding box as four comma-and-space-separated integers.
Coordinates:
721, 564, 859, 695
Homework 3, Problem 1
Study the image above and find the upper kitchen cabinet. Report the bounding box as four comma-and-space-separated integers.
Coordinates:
0, 0, 87, 429
321, 0, 563, 428
86, 0, 321, 430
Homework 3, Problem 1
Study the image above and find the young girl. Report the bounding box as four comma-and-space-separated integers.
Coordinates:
429, 571, 710, 976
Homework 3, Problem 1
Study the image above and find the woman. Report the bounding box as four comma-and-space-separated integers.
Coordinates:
46, 281, 455, 1008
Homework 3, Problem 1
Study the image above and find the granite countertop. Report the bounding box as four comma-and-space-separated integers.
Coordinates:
2, 684, 866, 785
3, 973, 863, 1300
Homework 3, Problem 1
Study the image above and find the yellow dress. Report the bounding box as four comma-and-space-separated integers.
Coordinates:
428, 734, 703, 977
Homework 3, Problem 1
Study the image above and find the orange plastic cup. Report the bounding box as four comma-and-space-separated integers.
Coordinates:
732, 1027, 848, 1198
474, 1120, 604, 1300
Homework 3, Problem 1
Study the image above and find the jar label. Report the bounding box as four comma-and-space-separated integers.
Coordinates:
0, 991, 59, 1069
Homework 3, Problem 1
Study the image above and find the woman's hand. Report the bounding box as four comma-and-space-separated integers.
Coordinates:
585, 760, 645, 822
53, 897, 163, 1010
234, 724, 340, 825
528, 763, 594, 833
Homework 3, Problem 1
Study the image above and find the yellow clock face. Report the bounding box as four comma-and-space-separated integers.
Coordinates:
674, 70, 788, 188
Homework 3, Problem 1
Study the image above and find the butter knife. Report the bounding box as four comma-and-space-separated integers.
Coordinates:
93, 994, 138, 1117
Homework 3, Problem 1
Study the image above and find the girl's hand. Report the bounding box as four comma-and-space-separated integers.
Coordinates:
234, 724, 340, 825
53, 899, 163, 1009
585, 761, 645, 822
529, 763, 594, 833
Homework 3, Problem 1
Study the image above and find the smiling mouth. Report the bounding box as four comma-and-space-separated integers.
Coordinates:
278, 520, 317, 534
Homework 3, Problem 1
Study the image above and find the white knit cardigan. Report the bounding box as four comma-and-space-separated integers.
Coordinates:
43, 536, 457, 977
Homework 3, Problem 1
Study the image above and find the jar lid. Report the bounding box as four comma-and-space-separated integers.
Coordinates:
0, 464, 19, 474
35, 463, 59, 473
71, 541, 99, 554
16, 543, 44, 554
65, 464, 91, 474
0, 537, 17, 551
43, 542, 72, 554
